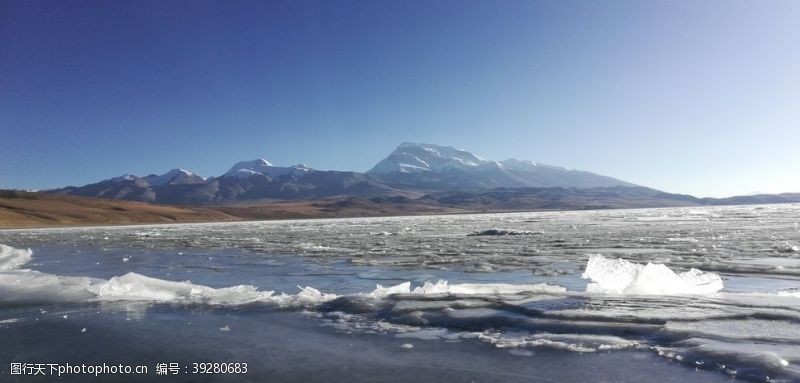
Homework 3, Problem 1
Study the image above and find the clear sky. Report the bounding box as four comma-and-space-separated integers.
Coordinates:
1, 0, 798, 197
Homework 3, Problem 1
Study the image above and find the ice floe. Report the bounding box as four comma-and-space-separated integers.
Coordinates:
467, 228, 541, 236
582, 254, 723, 295
3, 225, 800, 382
0, 244, 32, 271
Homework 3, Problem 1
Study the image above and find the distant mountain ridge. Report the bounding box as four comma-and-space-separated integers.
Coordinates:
55, 165, 405, 205
52, 142, 637, 204
50, 142, 797, 209
419, 187, 800, 211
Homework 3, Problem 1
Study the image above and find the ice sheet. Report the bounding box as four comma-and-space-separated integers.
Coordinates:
2, 204, 800, 381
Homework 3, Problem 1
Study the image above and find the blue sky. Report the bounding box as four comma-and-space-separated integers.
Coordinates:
1, 0, 798, 197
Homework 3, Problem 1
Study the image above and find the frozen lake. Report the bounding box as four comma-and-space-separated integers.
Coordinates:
1, 204, 799, 382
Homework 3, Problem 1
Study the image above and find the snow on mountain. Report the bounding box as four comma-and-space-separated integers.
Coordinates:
109, 174, 137, 182
226, 159, 275, 175
368, 143, 491, 174
499, 158, 567, 171
224, 159, 313, 179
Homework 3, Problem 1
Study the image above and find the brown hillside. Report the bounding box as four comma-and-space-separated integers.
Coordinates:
0, 190, 240, 229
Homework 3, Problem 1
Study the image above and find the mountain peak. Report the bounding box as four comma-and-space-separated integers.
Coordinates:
368, 143, 490, 175
144, 168, 205, 186
164, 168, 192, 176
109, 174, 136, 182
225, 159, 274, 177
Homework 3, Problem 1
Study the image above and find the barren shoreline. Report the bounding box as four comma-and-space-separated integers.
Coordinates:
0, 191, 471, 229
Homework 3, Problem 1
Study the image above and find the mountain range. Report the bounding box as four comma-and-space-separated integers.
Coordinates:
49, 142, 800, 211
53, 143, 636, 204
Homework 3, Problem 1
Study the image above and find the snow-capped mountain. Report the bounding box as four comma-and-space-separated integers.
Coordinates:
368, 143, 635, 189
223, 159, 313, 180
